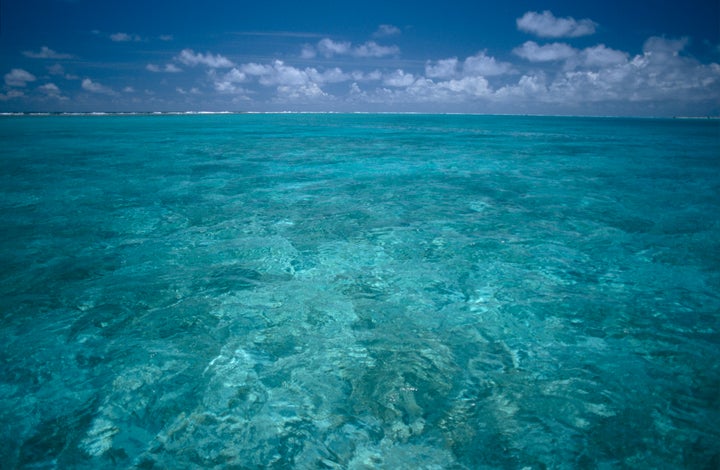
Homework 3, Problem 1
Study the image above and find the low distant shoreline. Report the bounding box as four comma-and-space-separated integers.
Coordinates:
2, 111, 719, 119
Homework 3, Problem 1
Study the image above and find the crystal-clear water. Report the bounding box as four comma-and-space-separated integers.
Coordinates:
1, 114, 719, 469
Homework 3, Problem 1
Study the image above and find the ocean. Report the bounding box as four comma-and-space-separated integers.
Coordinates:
1, 113, 718, 468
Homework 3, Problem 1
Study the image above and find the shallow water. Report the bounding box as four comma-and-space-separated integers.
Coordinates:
1, 114, 719, 468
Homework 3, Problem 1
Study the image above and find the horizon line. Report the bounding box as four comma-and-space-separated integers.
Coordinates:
2, 111, 719, 119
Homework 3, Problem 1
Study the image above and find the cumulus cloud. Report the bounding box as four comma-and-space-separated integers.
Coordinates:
360, 73, 495, 105
277, 83, 327, 100
517, 11, 597, 38
260, 62, 326, 98
229, 60, 350, 100
373, 24, 401, 38
352, 69, 383, 81
440, 76, 492, 97
38, 83, 60, 94
425, 52, 514, 79
513, 41, 577, 62
463, 51, 515, 76
317, 39, 352, 57
581, 45, 629, 67
627, 36, 719, 101
38, 82, 68, 100
227, 60, 365, 101
258, 61, 307, 86
23, 46, 74, 59
383, 70, 416, 87
212, 68, 248, 93
347, 32, 718, 115
5, 69, 37, 87
81, 78, 115, 94
308, 67, 351, 84
643, 36, 689, 56
498, 35, 720, 112
495, 73, 548, 101
146, 63, 182, 73
354, 41, 400, 58
311, 38, 399, 58
177, 49, 234, 68
425, 58, 459, 79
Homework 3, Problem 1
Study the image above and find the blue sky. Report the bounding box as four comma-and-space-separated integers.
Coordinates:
1, 0, 719, 115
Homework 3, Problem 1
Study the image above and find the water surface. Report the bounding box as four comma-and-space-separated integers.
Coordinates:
1, 114, 719, 468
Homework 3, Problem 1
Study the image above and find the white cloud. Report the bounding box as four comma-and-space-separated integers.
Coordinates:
354, 41, 399, 58
357, 73, 495, 105
312, 38, 399, 58
231, 60, 340, 100
177, 49, 234, 68
212, 68, 248, 94
38, 83, 60, 94
224, 68, 247, 83
440, 76, 491, 97
626, 36, 719, 101
317, 39, 352, 57
110, 32, 141, 42
425, 58, 459, 79
383, 70, 415, 87
581, 45, 628, 67
496, 36, 720, 112
146, 63, 182, 73
262, 61, 307, 86
643, 36, 689, 56
159, 35, 174, 41
123, 86, 135, 93
495, 73, 548, 100
348, 82, 367, 98
81, 78, 115, 94
513, 41, 577, 62
350, 32, 718, 114
463, 51, 515, 76
372, 78, 449, 104
23, 46, 74, 59
517, 11, 597, 38
4, 69, 37, 87
373, 24, 401, 38
426, 52, 513, 79
308, 67, 351, 84
214, 81, 245, 94
239, 62, 273, 77
239, 61, 349, 88
300, 44, 317, 59
351, 70, 383, 81
277, 83, 327, 100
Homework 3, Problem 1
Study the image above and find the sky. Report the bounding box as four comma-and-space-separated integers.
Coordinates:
1, 0, 719, 115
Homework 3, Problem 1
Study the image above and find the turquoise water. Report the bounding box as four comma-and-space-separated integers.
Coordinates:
1, 114, 719, 468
